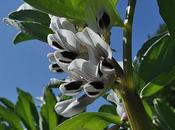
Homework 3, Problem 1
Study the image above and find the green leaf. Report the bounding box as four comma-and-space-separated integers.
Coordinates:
13, 32, 34, 44
54, 112, 121, 130
9, 10, 50, 26
40, 87, 58, 130
134, 33, 175, 88
23, 0, 123, 27
142, 100, 153, 119
98, 105, 117, 115
0, 97, 14, 110
140, 66, 175, 98
157, 0, 175, 38
0, 105, 23, 130
4, 18, 53, 43
134, 33, 166, 65
15, 88, 39, 130
154, 99, 175, 130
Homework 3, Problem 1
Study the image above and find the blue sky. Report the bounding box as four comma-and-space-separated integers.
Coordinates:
0, 0, 164, 106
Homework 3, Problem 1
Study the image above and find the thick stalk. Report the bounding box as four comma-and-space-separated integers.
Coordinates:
121, 0, 152, 129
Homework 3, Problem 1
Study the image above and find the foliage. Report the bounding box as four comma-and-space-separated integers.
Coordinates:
2, 0, 175, 130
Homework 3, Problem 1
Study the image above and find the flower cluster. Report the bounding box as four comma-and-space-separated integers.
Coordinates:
47, 15, 118, 117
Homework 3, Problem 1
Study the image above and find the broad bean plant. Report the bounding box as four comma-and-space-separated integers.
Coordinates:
1, 0, 175, 130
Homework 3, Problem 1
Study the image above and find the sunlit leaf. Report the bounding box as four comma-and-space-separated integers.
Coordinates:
54, 112, 121, 130
140, 66, 175, 98
0, 105, 23, 130
23, 0, 123, 27
9, 10, 50, 26
40, 87, 58, 130
0, 97, 14, 111
134, 33, 175, 90
15, 88, 39, 130
154, 99, 175, 130
157, 0, 175, 38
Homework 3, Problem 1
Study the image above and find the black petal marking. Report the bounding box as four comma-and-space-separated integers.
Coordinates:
99, 12, 110, 29
90, 81, 104, 89
52, 41, 64, 49
51, 64, 64, 72
97, 64, 103, 77
65, 81, 83, 90
102, 59, 114, 69
59, 59, 71, 64
87, 92, 99, 96
61, 51, 78, 60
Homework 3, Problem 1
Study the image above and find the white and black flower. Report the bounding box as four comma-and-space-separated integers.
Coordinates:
55, 95, 96, 117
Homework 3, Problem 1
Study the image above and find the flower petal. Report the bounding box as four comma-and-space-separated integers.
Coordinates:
83, 81, 104, 97
47, 34, 64, 51
56, 29, 80, 52
50, 16, 76, 33
99, 59, 115, 74
68, 59, 98, 81
77, 27, 112, 59
47, 53, 56, 63
57, 95, 95, 117
59, 81, 83, 96
49, 63, 64, 73
55, 98, 76, 116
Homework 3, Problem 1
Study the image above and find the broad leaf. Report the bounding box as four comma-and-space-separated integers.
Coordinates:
154, 99, 175, 130
4, 18, 53, 43
134, 33, 175, 89
54, 112, 121, 130
13, 32, 34, 44
157, 0, 175, 38
40, 87, 58, 130
143, 101, 153, 119
140, 66, 175, 98
23, 0, 123, 27
0, 97, 14, 110
98, 105, 117, 115
15, 88, 39, 130
0, 105, 23, 130
9, 10, 50, 26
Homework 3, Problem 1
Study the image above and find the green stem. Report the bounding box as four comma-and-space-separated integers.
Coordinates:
120, 0, 152, 129
120, 90, 152, 130
123, 0, 135, 90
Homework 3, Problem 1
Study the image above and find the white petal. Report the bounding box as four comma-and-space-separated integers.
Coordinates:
54, 51, 76, 63
56, 29, 80, 52
59, 81, 83, 96
58, 17, 76, 33
49, 63, 63, 73
50, 16, 76, 33
77, 27, 112, 59
76, 30, 97, 63
49, 78, 65, 85
99, 59, 115, 75
47, 34, 64, 51
47, 53, 56, 63
60, 95, 95, 117
107, 90, 121, 105
116, 105, 125, 118
56, 60, 70, 72
68, 59, 98, 81
83, 82, 104, 97
55, 98, 76, 115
